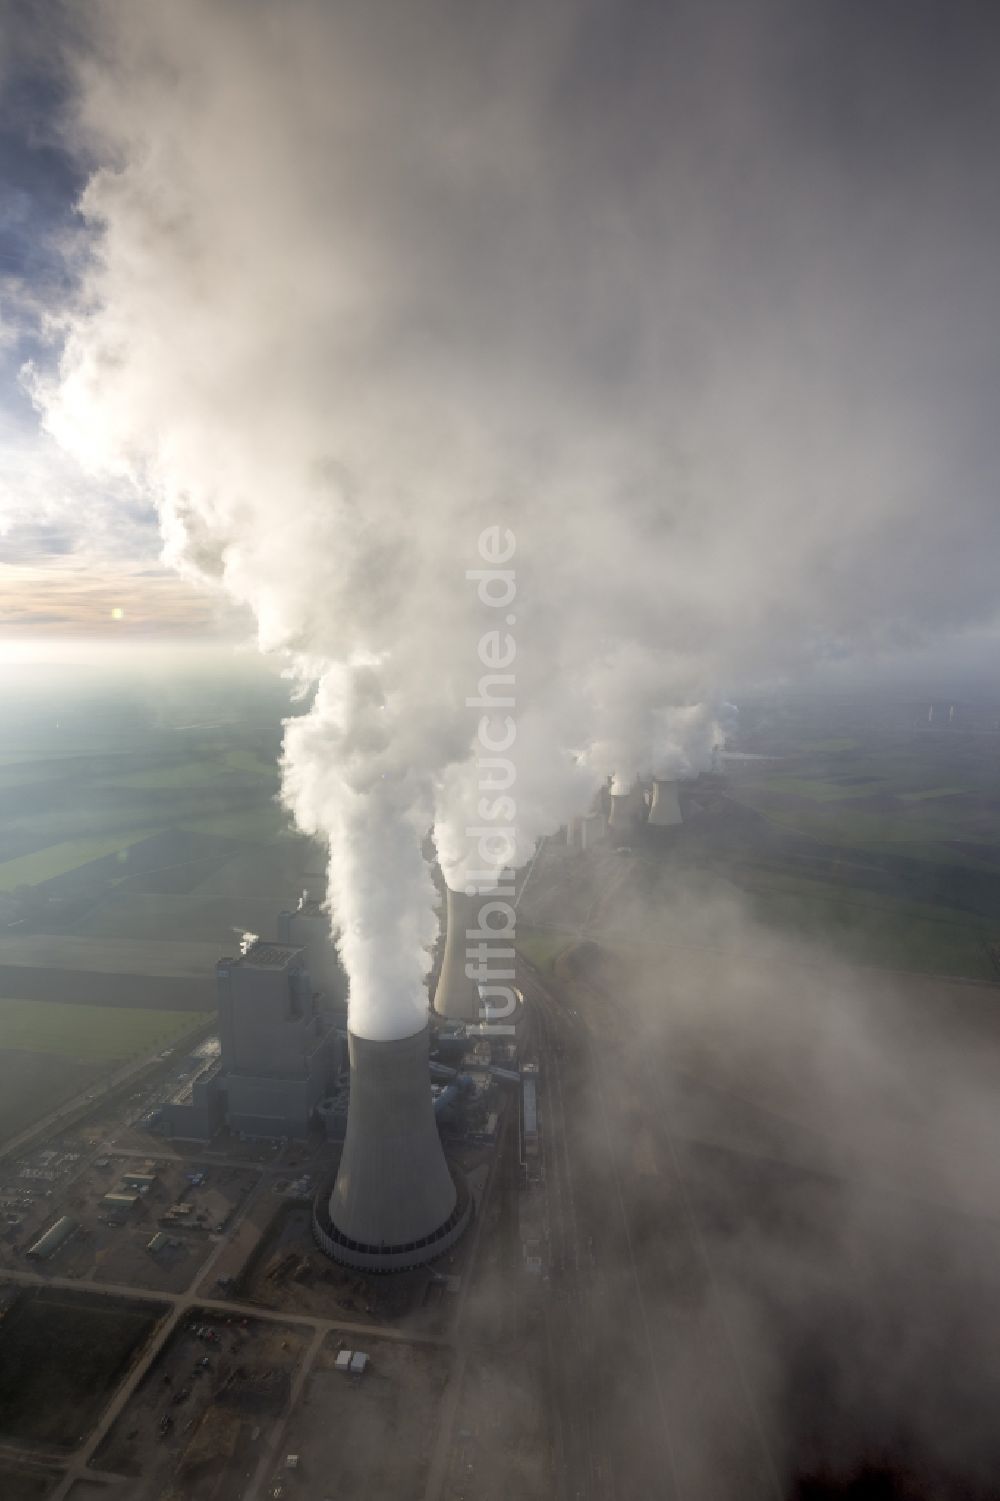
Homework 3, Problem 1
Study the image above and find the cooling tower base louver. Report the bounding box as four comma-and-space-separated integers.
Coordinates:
312, 1164, 472, 1272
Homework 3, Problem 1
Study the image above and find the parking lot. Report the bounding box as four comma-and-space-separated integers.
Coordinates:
0, 1155, 260, 1293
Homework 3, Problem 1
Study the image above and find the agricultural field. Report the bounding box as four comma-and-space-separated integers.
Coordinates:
0, 663, 322, 1144
0, 660, 297, 920
0, 996, 211, 1145
0, 998, 210, 1062
0, 829, 160, 893
0, 663, 322, 950
0, 1047, 105, 1144
515, 927, 574, 977
0, 1462, 59, 1500
0, 1287, 166, 1450
710, 717, 1000, 978
519, 700, 1000, 984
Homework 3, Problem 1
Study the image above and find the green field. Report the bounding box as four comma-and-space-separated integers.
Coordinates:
746, 802, 986, 850
757, 774, 888, 803
897, 787, 968, 803
223, 747, 279, 777
0, 998, 211, 1062
104, 747, 278, 791
515, 927, 574, 976
730, 736, 1000, 858
104, 758, 240, 790
0, 830, 160, 892
691, 726, 1000, 978
177, 802, 286, 841
737, 873, 996, 978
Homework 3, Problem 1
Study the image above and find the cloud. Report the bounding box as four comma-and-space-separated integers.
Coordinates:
26, 0, 1000, 1034
0, 608, 74, 625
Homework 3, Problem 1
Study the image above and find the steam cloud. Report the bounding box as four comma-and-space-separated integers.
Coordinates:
31, 0, 1000, 1037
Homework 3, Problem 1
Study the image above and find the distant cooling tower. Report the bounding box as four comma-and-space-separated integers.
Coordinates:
648, 778, 683, 827
433, 886, 485, 1024
607, 786, 640, 834
314, 1025, 471, 1272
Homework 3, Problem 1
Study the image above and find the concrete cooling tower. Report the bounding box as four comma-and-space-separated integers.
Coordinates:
313, 1024, 471, 1271
648, 777, 683, 827
607, 784, 641, 835
433, 886, 485, 1024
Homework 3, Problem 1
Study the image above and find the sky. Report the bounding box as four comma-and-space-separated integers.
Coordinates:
1, 1, 999, 665
0, 7, 235, 644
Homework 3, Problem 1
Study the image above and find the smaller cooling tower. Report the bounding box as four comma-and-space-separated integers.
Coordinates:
648, 778, 683, 828
315, 1025, 470, 1272
607, 786, 639, 834
434, 886, 486, 1025
580, 811, 605, 849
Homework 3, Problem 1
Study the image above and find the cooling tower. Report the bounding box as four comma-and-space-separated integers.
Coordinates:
607, 786, 640, 835
648, 777, 683, 827
314, 1024, 471, 1271
433, 886, 485, 1024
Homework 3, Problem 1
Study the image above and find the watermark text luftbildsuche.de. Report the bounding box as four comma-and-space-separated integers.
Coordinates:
464, 526, 518, 1034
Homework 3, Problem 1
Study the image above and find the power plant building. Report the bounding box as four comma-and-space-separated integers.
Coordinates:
277, 895, 349, 1015
218, 942, 337, 1139
165, 932, 339, 1142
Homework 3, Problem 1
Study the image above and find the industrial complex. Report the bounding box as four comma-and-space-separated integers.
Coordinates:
0, 776, 753, 1500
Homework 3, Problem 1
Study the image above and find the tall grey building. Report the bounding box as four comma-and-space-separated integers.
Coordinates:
216, 940, 337, 1139
277, 895, 349, 1014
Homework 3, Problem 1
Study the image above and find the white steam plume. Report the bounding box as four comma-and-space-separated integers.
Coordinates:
32, 2, 1000, 1037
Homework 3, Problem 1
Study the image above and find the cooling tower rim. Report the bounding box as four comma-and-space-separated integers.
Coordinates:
345, 1020, 431, 1047
442, 876, 508, 890
313, 1163, 473, 1273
